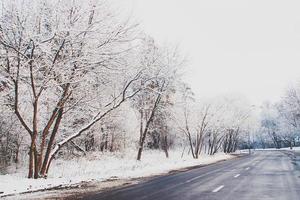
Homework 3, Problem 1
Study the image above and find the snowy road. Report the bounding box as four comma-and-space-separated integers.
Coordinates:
82, 151, 300, 200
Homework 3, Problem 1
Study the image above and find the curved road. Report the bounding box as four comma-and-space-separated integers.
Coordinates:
82, 151, 300, 200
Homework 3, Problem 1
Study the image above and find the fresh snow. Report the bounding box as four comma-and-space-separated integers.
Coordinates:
0, 150, 234, 197
253, 147, 300, 151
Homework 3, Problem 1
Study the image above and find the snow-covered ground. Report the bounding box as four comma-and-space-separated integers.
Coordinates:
0, 150, 234, 197
254, 147, 300, 151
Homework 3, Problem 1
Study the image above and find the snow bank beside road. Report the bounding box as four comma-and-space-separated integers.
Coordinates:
254, 147, 300, 151
0, 150, 234, 197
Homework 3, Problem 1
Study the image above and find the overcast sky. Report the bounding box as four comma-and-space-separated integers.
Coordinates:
114, 0, 300, 105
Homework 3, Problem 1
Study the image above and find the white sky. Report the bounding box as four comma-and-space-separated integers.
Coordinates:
114, 0, 300, 105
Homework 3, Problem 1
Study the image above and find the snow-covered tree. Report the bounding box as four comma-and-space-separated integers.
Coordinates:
132, 37, 183, 160
0, 0, 142, 178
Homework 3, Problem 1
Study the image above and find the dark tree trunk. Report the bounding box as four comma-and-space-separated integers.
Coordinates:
137, 146, 143, 161
33, 149, 39, 179
162, 135, 169, 158
28, 149, 34, 178
40, 108, 63, 177
137, 93, 162, 161
14, 143, 20, 163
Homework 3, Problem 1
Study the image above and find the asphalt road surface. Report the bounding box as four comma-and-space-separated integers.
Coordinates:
82, 151, 300, 200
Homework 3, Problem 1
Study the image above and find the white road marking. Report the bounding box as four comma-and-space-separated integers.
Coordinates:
184, 164, 236, 184
185, 175, 203, 183
212, 185, 224, 193
252, 161, 259, 166
245, 167, 250, 171
234, 174, 240, 178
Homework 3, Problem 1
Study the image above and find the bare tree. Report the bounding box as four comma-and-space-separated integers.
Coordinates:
133, 37, 181, 161
178, 98, 211, 159
276, 86, 300, 149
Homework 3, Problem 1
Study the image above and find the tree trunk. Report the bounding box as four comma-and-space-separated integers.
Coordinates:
181, 146, 186, 158
136, 92, 162, 161
14, 143, 20, 163
137, 145, 143, 161
164, 148, 169, 158
162, 135, 169, 158
33, 149, 39, 179
28, 149, 34, 178
40, 108, 63, 177
187, 134, 195, 158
